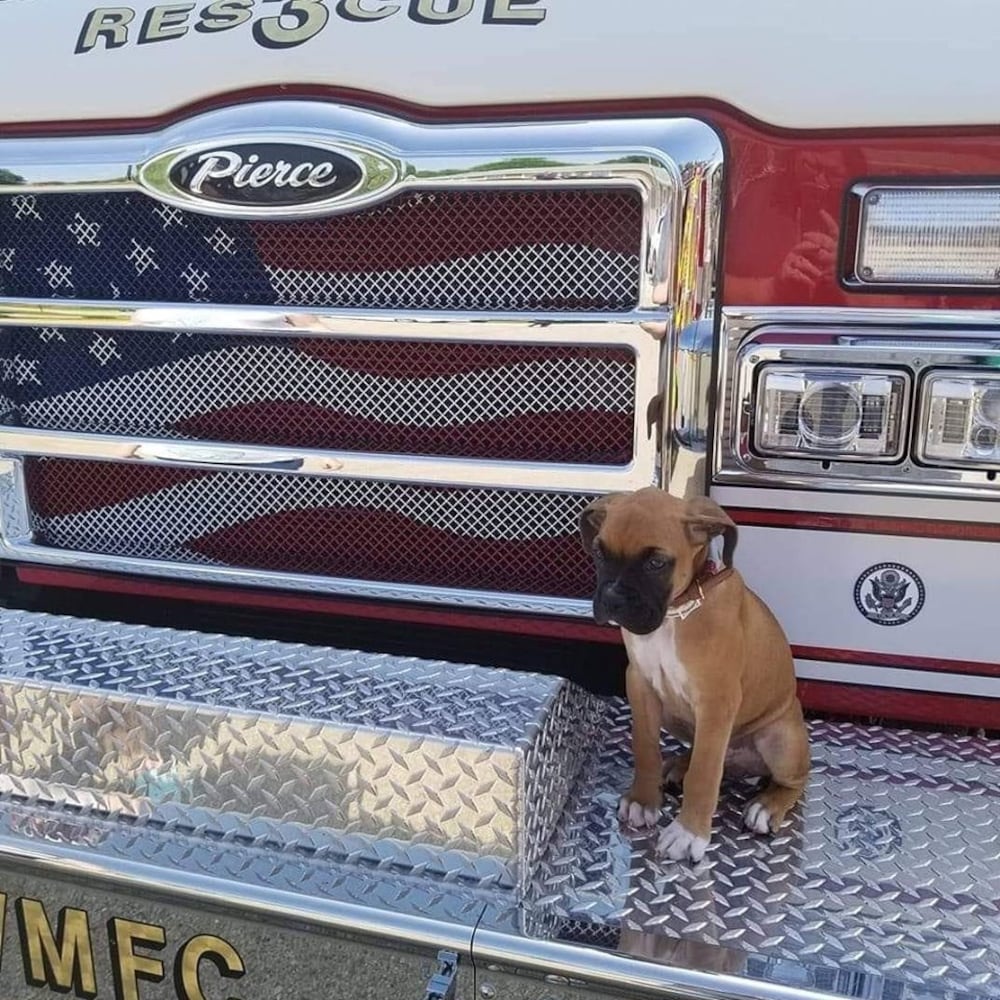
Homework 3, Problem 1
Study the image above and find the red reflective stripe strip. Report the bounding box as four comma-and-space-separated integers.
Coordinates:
728, 508, 1000, 542
798, 679, 1000, 730
793, 645, 1000, 678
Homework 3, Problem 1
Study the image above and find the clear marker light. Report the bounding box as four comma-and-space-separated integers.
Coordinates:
921, 373, 1000, 467
855, 187, 1000, 286
755, 367, 908, 461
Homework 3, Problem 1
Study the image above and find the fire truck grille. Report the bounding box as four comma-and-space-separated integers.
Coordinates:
25, 459, 599, 599
0, 188, 643, 312
0, 328, 637, 465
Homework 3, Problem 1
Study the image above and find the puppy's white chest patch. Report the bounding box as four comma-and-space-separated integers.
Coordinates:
624, 622, 691, 706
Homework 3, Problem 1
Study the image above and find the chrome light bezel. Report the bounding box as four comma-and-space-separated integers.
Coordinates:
720, 319, 1000, 497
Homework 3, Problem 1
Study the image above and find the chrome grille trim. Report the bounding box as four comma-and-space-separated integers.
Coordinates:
0, 458, 595, 618
0, 101, 704, 309
0, 326, 638, 465
0, 105, 725, 615
0, 314, 658, 492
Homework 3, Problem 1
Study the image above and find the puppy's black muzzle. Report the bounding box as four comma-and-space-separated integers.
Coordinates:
593, 578, 669, 635
593, 580, 631, 626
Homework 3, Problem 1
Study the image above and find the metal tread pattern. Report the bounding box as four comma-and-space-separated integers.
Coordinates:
0, 609, 600, 890
489, 702, 1000, 1000
0, 796, 496, 933
0, 610, 996, 999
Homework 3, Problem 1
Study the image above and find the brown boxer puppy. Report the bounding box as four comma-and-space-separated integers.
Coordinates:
580, 487, 810, 863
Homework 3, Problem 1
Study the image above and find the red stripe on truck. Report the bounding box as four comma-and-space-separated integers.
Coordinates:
728, 509, 1000, 542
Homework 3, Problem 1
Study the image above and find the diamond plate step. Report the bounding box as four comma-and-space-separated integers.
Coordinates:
0, 608, 600, 889
481, 703, 1000, 1000
2, 607, 999, 1000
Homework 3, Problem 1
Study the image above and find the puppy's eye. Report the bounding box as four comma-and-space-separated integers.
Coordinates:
644, 555, 668, 572
592, 545, 606, 563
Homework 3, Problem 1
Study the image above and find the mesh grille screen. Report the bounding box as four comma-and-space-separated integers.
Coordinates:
0, 188, 643, 312
0, 327, 636, 465
25, 460, 597, 598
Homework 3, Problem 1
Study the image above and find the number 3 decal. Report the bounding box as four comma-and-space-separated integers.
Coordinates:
253, 0, 330, 48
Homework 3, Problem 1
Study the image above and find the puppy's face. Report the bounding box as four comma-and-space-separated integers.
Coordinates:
579, 488, 737, 635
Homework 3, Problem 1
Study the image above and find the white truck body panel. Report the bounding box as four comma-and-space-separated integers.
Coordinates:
0, 0, 997, 131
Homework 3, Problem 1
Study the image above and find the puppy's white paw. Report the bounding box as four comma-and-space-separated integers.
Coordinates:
743, 800, 773, 835
656, 819, 709, 862
617, 796, 659, 828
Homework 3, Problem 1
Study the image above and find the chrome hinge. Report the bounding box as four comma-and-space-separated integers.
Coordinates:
425, 950, 459, 1000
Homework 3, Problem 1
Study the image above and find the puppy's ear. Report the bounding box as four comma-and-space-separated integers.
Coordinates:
578, 493, 622, 553
683, 496, 738, 567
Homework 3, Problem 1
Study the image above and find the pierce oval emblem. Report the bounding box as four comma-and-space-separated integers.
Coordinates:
171, 143, 362, 208
138, 138, 399, 218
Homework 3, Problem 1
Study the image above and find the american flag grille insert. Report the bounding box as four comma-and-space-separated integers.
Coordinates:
0, 328, 637, 465
0, 188, 643, 312
25, 459, 598, 599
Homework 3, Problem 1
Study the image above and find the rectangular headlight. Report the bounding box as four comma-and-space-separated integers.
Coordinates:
855, 186, 1000, 286
755, 367, 908, 460
920, 372, 1000, 467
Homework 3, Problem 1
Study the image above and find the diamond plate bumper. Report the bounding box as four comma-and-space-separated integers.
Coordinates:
0, 609, 997, 1000
0, 608, 599, 890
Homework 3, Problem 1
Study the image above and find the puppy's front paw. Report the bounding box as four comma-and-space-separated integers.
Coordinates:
618, 790, 661, 829
656, 819, 710, 863
743, 786, 800, 835
743, 799, 774, 835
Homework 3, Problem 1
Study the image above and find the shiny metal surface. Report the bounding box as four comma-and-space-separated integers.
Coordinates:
0, 316, 657, 492
0, 101, 721, 311
136, 132, 403, 220
724, 305, 1000, 328
673, 319, 716, 452
486, 702, 1000, 1000
0, 801, 489, 955
664, 317, 715, 500
0, 608, 600, 890
0, 460, 598, 617
659, 155, 724, 499
0, 103, 726, 613
0, 299, 650, 332
0, 315, 657, 619
0, 613, 995, 1000
716, 309, 1000, 496
0, 429, 640, 493
0, 326, 638, 464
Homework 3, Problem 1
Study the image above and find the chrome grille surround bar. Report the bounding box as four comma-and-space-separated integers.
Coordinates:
0, 105, 724, 615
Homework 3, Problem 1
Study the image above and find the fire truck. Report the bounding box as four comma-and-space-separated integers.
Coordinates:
0, 2, 997, 998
